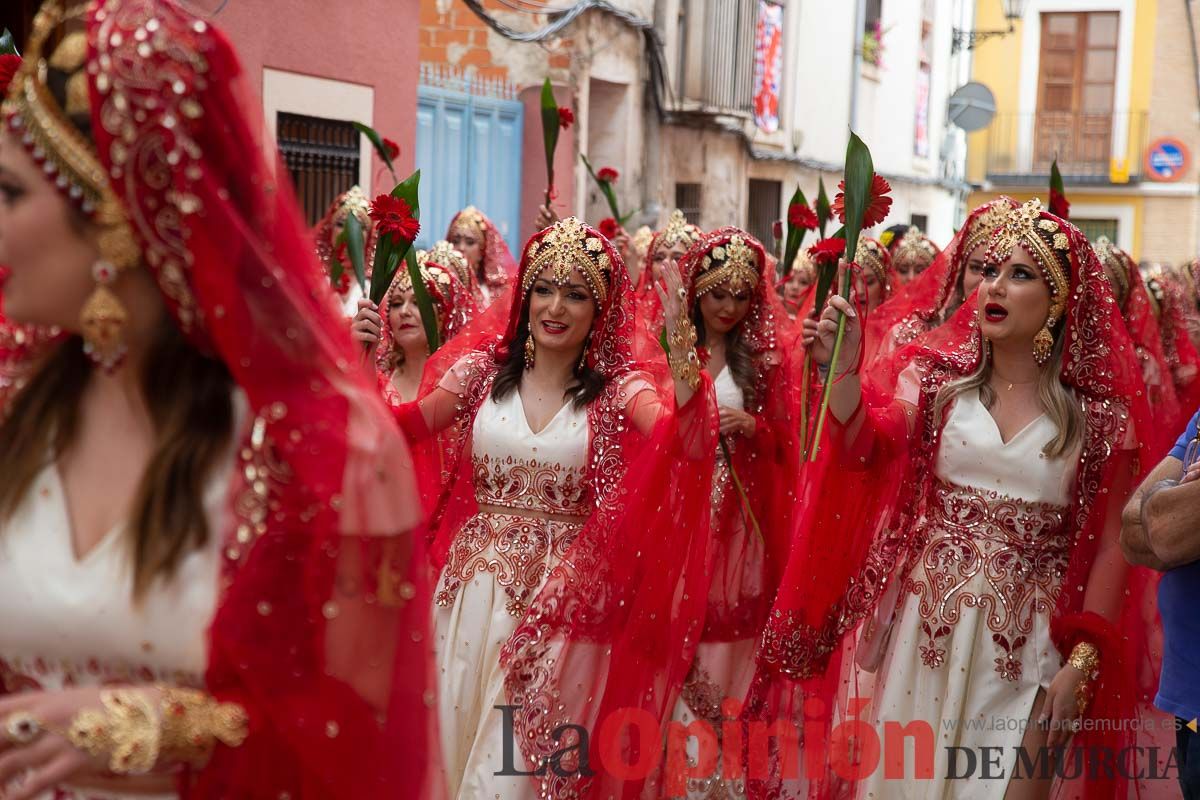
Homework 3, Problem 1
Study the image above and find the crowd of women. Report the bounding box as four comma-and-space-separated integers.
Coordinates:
0, 1, 1198, 799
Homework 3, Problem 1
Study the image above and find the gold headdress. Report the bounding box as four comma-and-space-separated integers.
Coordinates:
331, 186, 371, 230
1093, 236, 1130, 308
389, 260, 454, 299
659, 209, 702, 251
3, 1, 139, 370
962, 199, 1013, 259
790, 247, 816, 280
452, 206, 487, 239
421, 240, 471, 287
694, 234, 760, 297
985, 199, 1073, 363
891, 226, 938, 270
855, 238, 888, 286
520, 216, 612, 306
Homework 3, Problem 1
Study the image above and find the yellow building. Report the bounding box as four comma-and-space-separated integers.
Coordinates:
966, 0, 1200, 263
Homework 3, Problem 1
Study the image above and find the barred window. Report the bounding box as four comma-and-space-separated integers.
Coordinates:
675, 183, 703, 226
276, 112, 360, 226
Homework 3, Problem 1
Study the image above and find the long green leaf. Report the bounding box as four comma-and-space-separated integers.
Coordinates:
541, 78, 560, 202
368, 170, 422, 307
815, 177, 832, 238
353, 121, 397, 182
840, 132, 875, 265
581, 155, 622, 220
343, 213, 367, 293
0, 29, 18, 56
782, 186, 810, 279
406, 247, 442, 353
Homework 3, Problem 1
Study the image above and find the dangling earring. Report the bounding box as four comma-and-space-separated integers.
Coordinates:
524, 335, 536, 370
577, 335, 591, 371
1032, 318, 1055, 365
80, 258, 128, 372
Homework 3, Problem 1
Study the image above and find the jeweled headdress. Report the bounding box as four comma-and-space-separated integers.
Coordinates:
420, 239, 471, 287
1093, 236, 1130, 308
985, 199, 1071, 315
890, 226, 938, 273
451, 205, 486, 239
331, 186, 370, 230
520, 217, 612, 305
855, 237, 889, 286
658, 209, 702, 252
694, 233, 760, 297
961, 198, 1013, 259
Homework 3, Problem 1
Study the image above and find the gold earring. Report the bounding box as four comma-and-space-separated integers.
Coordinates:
524, 335, 535, 370
577, 336, 590, 371
1033, 321, 1055, 365
80, 259, 128, 372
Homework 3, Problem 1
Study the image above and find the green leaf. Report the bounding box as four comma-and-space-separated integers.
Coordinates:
618, 206, 642, 227
343, 213, 367, 293
368, 170, 421, 307
840, 132, 875, 272
406, 247, 442, 354
0, 29, 18, 56
541, 78, 560, 195
815, 177, 832, 238
1050, 158, 1065, 195
782, 186, 810, 279
353, 121, 396, 181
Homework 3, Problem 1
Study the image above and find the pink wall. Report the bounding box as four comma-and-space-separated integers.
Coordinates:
213, 0, 420, 176
519, 83, 577, 247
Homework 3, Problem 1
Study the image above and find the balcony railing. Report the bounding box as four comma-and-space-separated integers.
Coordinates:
675, 0, 755, 116
982, 111, 1148, 184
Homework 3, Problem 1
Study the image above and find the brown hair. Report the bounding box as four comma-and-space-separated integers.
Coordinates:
694, 305, 757, 409
0, 321, 235, 599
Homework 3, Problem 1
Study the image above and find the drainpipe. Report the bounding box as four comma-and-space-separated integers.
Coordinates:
848, 0, 867, 131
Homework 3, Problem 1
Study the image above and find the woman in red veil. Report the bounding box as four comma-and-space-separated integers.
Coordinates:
747, 200, 1167, 799
312, 185, 377, 306
392, 216, 717, 799
446, 206, 516, 308
656, 227, 800, 796
886, 226, 940, 285
1143, 264, 1200, 417
0, 2, 435, 797
632, 208, 703, 339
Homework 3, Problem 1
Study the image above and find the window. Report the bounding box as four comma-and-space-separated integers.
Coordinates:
910, 213, 929, 232
675, 183, 703, 226
276, 113, 360, 226
1035, 12, 1118, 175
677, 0, 757, 113
865, 0, 883, 32
1072, 218, 1119, 244
747, 179, 782, 248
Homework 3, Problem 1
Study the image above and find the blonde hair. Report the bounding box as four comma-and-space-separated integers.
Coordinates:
932, 331, 1083, 459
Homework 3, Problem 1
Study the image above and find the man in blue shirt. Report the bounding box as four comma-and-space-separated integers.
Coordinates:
1122, 408, 1200, 798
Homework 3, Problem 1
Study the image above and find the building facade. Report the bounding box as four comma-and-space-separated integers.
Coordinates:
966, 0, 1200, 263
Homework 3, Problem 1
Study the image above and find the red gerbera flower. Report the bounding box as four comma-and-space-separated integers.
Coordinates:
597, 167, 619, 183
369, 195, 420, 244
831, 174, 893, 228
558, 107, 575, 129
1048, 188, 1070, 221
809, 237, 846, 264
382, 137, 400, 162
0, 55, 21, 97
788, 202, 819, 231
598, 217, 621, 240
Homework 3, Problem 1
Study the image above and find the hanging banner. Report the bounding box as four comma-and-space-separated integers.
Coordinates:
753, 1, 783, 133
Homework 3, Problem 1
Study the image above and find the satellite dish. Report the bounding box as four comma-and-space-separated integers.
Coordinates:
947, 82, 996, 132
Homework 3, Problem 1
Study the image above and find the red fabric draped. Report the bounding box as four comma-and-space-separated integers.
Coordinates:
445, 207, 516, 305
27, 2, 441, 796
745, 210, 1168, 799
401, 218, 720, 798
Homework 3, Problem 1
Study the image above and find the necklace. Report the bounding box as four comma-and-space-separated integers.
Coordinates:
993, 376, 1037, 392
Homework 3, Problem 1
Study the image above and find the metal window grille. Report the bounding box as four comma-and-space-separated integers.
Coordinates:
747, 179, 782, 247
276, 112, 361, 226
1072, 218, 1119, 244
675, 183, 703, 225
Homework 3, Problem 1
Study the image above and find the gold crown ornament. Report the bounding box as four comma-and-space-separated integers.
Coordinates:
1093, 236, 1130, 308
520, 216, 613, 306
659, 209, 702, 251
892, 226, 938, 267
961, 199, 1014, 259
332, 186, 371, 230
985, 199, 1072, 364
3, 0, 140, 371
421, 240, 471, 287
694, 234, 760, 297
452, 206, 487, 239
855, 238, 888, 286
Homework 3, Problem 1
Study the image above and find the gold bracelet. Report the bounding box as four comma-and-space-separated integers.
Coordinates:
1068, 641, 1100, 677
67, 687, 248, 775
666, 315, 701, 390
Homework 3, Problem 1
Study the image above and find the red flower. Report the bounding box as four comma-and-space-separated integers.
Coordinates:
382, 137, 400, 162
0, 55, 21, 97
809, 237, 846, 264
832, 174, 893, 228
788, 202, 819, 231
772, 220, 784, 241
598, 217, 621, 240
558, 107, 575, 129
369, 195, 420, 244
1048, 188, 1070, 220
597, 167, 619, 183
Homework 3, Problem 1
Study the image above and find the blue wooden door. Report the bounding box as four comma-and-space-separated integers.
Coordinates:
415, 86, 524, 256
